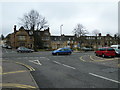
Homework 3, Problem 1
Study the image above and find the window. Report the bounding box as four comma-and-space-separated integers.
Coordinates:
54, 38, 56, 41
18, 36, 26, 40
107, 48, 115, 51
98, 48, 106, 51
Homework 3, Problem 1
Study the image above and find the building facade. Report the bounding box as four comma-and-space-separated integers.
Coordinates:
5, 26, 119, 50
6, 25, 51, 49
50, 34, 77, 50
79, 33, 119, 49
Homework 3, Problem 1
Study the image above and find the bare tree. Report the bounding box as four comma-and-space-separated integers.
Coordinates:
92, 29, 100, 36
19, 10, 49, 51
73, 24, 88, 49
19, 9, 48, 30
73, 24, 88, 37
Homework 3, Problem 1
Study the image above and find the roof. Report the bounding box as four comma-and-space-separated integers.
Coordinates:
50, 35, 75, 41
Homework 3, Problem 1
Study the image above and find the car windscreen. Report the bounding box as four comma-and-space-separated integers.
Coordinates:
57, 48, 62, 50
98, 48, 106, 51
107, 48, 115, 51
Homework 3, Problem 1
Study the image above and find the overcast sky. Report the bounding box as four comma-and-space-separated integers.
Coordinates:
0, 0, 119, 36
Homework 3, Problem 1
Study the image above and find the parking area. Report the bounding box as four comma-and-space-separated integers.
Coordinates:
80, 54, 119, 68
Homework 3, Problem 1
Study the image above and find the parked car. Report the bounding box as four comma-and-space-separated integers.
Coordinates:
2, 45, 8, 48
52, 48, 72, 55
95, 47, 116, 58
6, 46, 12, 49
111, 45, 120, 49
17, 47, 34, 53
111, 45, 120, 56
113, 48, 120, 56
81, 47, 93, 51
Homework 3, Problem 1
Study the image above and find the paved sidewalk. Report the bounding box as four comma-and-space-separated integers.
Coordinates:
2, 60, 39, 89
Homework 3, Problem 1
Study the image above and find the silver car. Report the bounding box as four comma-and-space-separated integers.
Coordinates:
17, 47, 34, 53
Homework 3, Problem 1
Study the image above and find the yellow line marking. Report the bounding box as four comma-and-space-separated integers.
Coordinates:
117, 64, 120, 67
2, 60, 35, 71
0, 66, 2, 73
79, 56, 86, 62
1, 83, 36, 88
0, 70, 27, 75
15, 62, 35, 71
90, 55, 119, 62
90, 56, 95, 61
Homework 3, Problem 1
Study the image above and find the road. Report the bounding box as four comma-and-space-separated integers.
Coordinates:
2, 48, 120, 88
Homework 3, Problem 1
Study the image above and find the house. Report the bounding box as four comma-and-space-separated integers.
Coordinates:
5, 25, 51, 49
79, 33, 119, 49
50, 34, 77, 49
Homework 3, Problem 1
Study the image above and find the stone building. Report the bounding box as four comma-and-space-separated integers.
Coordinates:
5, 25, 119, 50
50, 34, 77, 49
79, 33, 119, 49
6, 25, 51, 49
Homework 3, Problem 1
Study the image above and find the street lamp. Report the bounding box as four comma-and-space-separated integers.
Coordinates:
60, 24, 63, 35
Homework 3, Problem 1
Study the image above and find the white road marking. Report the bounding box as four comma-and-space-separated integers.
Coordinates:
39, 57, 46, 58
53, 61, 61, 65
53, 61, 76, 69
29, 60, 42, 65
89, 73, 120, 84
62, 64, 76, 69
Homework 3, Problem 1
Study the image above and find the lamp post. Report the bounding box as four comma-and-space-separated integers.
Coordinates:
60, 24, 63, 35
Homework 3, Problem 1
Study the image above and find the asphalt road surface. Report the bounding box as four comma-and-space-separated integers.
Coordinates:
2, 48, 120, 89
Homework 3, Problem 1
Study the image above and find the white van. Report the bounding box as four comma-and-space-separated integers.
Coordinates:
111, 45, 120, 49
111, 45, 120, 56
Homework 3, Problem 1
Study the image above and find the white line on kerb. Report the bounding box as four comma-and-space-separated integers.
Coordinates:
89, 73, 120, 84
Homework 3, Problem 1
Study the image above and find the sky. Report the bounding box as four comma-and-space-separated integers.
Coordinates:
0, 0, 119, 36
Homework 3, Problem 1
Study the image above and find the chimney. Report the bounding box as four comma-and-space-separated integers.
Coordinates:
114, 34, 117, 37
14, 25, 16, 33
106, 34, 110, 36
98, 33, 101, 36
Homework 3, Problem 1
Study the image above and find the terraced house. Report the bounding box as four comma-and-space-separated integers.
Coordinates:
50, 34, 77, 50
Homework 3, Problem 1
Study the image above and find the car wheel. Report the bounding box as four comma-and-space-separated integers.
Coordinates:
102, 54, 106, 58
95, 53, 99, 56
56, 53, 59, 55
68, 52, 71, 55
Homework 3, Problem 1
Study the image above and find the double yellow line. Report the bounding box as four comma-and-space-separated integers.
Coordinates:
90, 55, 119, 62
2, 60, 35, 71
15, 62, 35, 71
1, 83, 36, 88
0, 70, 27, 75
80, 55, 119, 62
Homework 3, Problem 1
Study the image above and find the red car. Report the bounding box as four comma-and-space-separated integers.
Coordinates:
95, 47, 116, 58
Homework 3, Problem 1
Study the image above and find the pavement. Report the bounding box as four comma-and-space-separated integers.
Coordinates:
1, 60, 39, 89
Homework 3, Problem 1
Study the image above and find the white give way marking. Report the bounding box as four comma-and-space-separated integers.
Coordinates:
29, 60, 42, 65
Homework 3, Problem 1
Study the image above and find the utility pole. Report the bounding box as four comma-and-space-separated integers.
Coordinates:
60, 24, 63, 35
